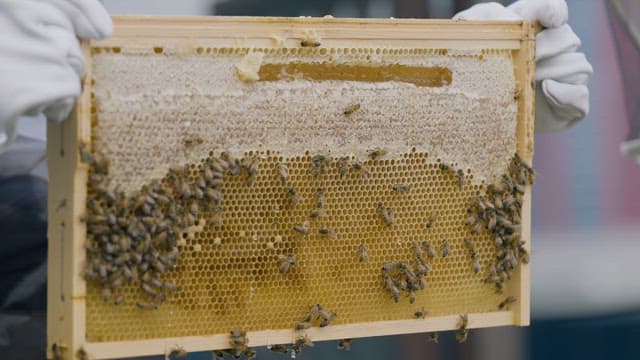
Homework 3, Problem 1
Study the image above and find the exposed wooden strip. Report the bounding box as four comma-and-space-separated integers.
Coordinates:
84, 312, 514, 359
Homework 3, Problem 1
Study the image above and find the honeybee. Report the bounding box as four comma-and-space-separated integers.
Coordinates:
409, 290, 417, 304
318, 309, 336, 327
392, 183, 411, 193
300, 39, 321, 47
295, 321, 312, 331
295, 334, 313, 348
367, 147, 387, 160
337, 157, 351, 178
343, 103, 360, 115
85, 214, 106, 224
112, 290, 126, 304
456, 314, 469, 343
243, 349, 257, 360
382, 262, 400, 272
309, 304, 322, 315
487, 214, 497, 231
275, 162, 289, 184
337, 339, 352, 351
319, 227, 337, 240
518, 246, 530, 264
278, 253, 297, 273
441, 239, 450, 258
245, 156, 260, 179
387, 278, 400, 303
229, 329, 249, 357
414, 257, 431, 275
209, 178, 224, 187
311, 154, 328, 178
358, 244, 368, 262
465, 212, 477, 226
471, 257, 481, 273
93, 155, 109, 174
464, 238, 475, 251
425, 210, 438, 228
88, 225, 110, 236
427, 332, 439, 343
421, 241, 436, 259
309, 208, 327, 219
136, 301, 158, 310
287, 187, 299, 208
457, 169, 466, 188
183, 135, 204, 148
414, 307, 428, 319
141, 283, 158, 297
76, 347, 89, 360
168, 346, 188, 359
102, 288, 111, 302
205, 188, 222, 202
378, 203, 395, 227
513, 88, 522, 101
293, 221, 309, 236
498, 296, 517, 310
411, 240, 423, 257
78, 143, 95, 164
315, 188, 325, 208
351, 160, 364, 171
51, 343, 66, 360
268, 344, 289, 354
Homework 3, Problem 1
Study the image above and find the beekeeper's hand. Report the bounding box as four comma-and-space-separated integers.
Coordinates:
454, 0, 593, 132
0, 0, 112, 153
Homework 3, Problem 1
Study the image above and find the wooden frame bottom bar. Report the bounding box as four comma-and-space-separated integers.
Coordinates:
84, 312, 515, 359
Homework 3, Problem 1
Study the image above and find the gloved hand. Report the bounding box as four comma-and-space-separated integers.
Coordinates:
0, 0, 112, 153
454, 0, 593, 132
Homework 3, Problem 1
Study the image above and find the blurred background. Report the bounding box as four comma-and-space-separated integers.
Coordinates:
100, 0, 640, 359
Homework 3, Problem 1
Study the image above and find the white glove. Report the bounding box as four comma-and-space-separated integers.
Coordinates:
0, 0, 112, 153
454, 0, 593, 132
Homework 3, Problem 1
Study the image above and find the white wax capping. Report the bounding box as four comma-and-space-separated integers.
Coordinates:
92, 47, 518, 194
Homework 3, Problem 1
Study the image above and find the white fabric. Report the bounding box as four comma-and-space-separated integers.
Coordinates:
0, 0, 112, 154
454, 0, 593, 133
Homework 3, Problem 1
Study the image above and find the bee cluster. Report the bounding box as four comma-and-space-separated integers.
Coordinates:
80, 143, 259, 308
259, 305, 336, 358
296, 304, 337, 330
208, 329, 256, 360
465, 154, 534, 293
380, 240, 431, 304
78, 137, 533, 353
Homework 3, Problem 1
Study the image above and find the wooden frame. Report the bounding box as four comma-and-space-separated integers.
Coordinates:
47, 16, 535, 359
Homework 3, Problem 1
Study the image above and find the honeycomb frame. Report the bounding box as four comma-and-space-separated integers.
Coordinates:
46, 16, 536, 360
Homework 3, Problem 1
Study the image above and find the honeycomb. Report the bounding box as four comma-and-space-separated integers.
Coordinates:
84, 44, 522, 343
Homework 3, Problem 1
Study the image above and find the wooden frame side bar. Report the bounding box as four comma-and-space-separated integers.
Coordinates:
46, 43, 92, 360
511, 22, 536, 326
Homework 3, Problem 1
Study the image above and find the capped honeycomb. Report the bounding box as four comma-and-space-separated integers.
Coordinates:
82, 42, 523, 344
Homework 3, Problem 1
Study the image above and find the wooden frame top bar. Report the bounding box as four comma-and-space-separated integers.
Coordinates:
94, 16, 530, 49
